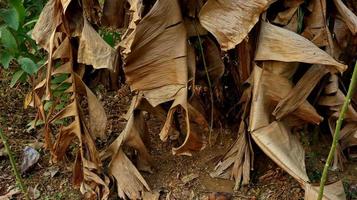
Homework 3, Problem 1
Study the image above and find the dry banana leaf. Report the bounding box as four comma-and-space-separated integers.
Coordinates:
121, 0, 187, 91
333, 0, 357, 34
249, 65, 322, 132
304, 181, 346, 200
109, 150, 150, 199
273, 65, 329, 121
301, 0, 328, 47
255, 21, 347, 73
199, 0, 275, 50
31, 1, 110, 198
32, 0, 59, 51
211, 110, 252, 189
102, 110, 151, 199
318, 74, 357, 169
272, 0, 303, 26
200, 37, 224, 85
101, 0, 127, 29
251, 121, 309, 185
78, 19, 118, 70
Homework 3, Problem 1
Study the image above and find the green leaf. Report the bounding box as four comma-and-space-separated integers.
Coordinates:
18, 57, 38, 74
0, 8, 19, 30
9, 0, 25, 25
44, 101, 53, 111
55, 102, 65, 110
0, 27, 18, 52
102, 33, 115, 47
0, 51, 14, 69
10, 69, 25, 87
51, 74, 68, 84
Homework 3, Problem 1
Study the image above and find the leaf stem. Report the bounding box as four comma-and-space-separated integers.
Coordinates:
193, 21, 214, 146
317, 62, 357, 200
0, 129, 29, 200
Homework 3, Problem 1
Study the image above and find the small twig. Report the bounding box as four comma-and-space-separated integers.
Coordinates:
318, 62, 357, 200
0, 129, 29, 200
192, 21, 214, 146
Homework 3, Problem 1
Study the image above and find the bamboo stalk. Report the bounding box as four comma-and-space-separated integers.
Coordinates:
317, 62, 357, 200
0, 129, 29, 200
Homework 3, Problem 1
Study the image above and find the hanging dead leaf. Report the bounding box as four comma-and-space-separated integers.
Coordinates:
301, 0, 329, 47
333, 0, 357, 34
31, 0, 59, 51
78, 20, 118, 70
121, 0, 187, 91
255, 21, 347, 73
199, 0, 275, 50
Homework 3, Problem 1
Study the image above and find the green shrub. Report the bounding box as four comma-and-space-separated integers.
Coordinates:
0, 0, 46, 87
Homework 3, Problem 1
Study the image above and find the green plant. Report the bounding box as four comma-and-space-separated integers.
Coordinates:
0, 129, 29, 200
318, 62, 357, 200
343, 181, 357, 200
0, 0, 46, 87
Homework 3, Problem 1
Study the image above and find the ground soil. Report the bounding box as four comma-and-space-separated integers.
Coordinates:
0, 72, 356, 200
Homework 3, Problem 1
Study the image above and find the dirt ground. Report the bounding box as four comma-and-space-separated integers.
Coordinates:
0, 73, 357, 200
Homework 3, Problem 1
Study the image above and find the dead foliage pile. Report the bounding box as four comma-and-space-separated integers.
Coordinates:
28, 0, 357, 199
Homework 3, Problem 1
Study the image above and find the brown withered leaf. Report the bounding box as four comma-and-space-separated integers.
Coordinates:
74, 75, 107, 139
181, 0, 204, 18
319, 75, 357, 121
110, 150, 150, 199
101, 110, 151, 198
262, 61, 298, 79
158, 88, 207, 156
333, 0, 357, 34
187, 43, 196, 82
119, 0, 144, 56
203, 37, 224, 85
81, 0, 101, 25
272, 0, 303, 26
301, 0, 328, 47
304, 181, 346, 200
211, 121, 252, 189
119, 0, 207, 157
60, 0, 71, 13
252, 121, 309, 185
78, 19, 118, 70
255, 21, 347, 73
273, 65, 329, 121
142, 191, 160, 200
237, 37, 254, 83
333, 17, 351, 51
184, 17, 208, 37
248, 66, 346, 199
101, 0, 127, 29
32, 2, 110, 197
32, 0, 59, 51
199, 0, 275, 50
81, 169, 110, 200
211, 83, 252, 189
318, 74, 357, 169
249, 65, 322, 132
121, 0, 187, 91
